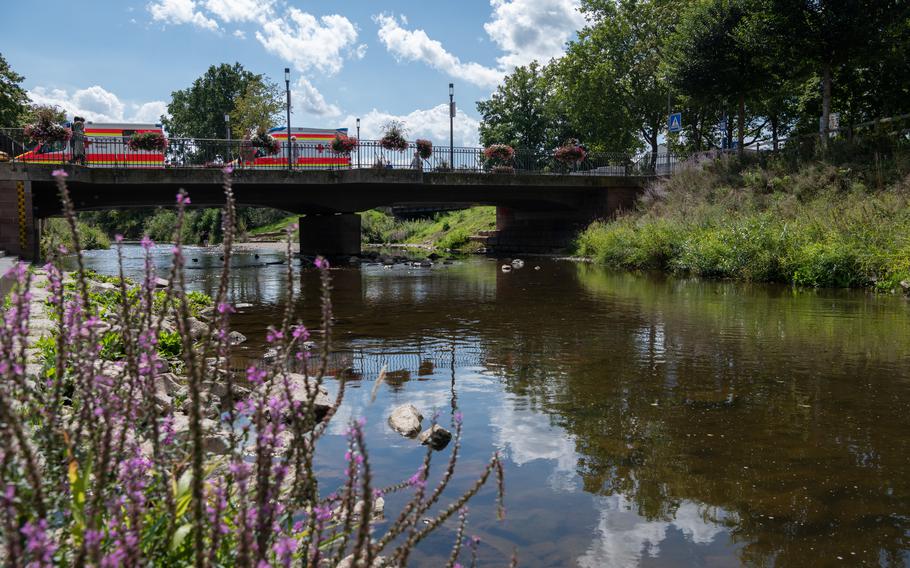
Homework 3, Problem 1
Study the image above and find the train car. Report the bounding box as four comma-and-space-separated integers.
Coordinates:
242, 126, 350, 169
16, 123, 166, 167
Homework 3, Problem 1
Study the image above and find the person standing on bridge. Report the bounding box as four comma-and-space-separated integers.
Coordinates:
410, 149, 423, 171
70, 117, 86, 165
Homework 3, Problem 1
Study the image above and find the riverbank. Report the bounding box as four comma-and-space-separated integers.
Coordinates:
575, 156, 910, 291
248, 207, 497, 252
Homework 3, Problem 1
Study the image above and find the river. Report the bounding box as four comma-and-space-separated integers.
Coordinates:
67, 245, 910, 567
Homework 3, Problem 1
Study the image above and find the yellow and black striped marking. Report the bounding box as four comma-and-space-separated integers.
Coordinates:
16, 181, 27, 252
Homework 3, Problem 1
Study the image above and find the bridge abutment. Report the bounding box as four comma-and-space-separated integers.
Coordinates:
0, 180, 38, 261
298, 213, 361, 257
494, 185, 640, 253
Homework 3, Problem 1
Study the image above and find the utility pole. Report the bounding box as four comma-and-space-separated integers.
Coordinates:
285, 67, 292, 170
449, 83, 455, 168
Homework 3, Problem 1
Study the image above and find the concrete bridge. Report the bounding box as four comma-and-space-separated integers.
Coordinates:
0, 163, 648, 259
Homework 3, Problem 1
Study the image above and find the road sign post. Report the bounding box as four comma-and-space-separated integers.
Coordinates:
668, 112, 682, 133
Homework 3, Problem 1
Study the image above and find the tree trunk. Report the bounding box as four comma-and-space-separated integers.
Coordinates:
738, 94, 745, 159
771, 114, 779, 152
820, 63, 832, 150
649, 133, 659, 173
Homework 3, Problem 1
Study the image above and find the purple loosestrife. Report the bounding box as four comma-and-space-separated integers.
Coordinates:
0, 170, 509, 567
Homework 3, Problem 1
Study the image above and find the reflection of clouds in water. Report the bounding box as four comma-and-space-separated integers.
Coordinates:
489, 393, 580, 493
579, 496, 726, 568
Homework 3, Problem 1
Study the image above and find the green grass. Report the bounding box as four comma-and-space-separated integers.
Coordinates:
247, 214, 299, 236
575, 156, 910, 290
361, 207, 496, 251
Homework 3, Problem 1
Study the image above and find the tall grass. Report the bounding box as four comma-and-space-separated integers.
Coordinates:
576, 155, 910, 290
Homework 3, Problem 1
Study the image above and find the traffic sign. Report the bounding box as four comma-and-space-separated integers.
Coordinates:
668, 112, 682, 133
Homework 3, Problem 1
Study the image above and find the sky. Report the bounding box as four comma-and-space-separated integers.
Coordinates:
1, 0, 587, 146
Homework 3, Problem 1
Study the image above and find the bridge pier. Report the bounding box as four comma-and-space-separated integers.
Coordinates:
0, 180, 38, 261
298, 213, 361, 257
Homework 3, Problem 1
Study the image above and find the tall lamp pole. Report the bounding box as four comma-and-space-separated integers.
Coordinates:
356, 117, 360, 169
224, 113, 231, 162
449, 83, 455, 168
285, 67, 291, 170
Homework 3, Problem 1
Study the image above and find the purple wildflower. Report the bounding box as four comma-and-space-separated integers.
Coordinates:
51, 169, 68, 178
21, 519, 57, 566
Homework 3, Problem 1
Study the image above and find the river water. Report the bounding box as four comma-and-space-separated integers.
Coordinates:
69, 245, 910, 567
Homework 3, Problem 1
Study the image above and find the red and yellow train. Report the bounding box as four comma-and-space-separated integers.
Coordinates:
16, 123, 350, 169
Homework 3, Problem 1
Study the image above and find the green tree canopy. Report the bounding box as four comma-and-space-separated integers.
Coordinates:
0, 53, 29, 127
163, 63, 280, 139
476, 61, 567, 153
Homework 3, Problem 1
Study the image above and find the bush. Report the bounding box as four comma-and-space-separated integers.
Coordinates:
42, 218, 110, 256
575, 153, 910, 290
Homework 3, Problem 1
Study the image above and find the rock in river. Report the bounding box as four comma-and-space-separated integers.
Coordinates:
417, 424, 452, 450
388, 404, 423, 437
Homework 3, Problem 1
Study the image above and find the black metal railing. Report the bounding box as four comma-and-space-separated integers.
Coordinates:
0, 128, 685, 176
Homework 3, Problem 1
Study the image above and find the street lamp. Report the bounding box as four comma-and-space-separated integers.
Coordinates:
285, 67, 291, 170
356, 117, 361, 169
224, 113, 231, 162
449, 83, 455, 169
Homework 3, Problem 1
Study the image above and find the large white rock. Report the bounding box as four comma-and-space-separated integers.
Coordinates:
388, 404, 423, 438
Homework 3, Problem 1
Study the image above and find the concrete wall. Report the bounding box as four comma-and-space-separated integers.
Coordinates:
0, 180, 36, 260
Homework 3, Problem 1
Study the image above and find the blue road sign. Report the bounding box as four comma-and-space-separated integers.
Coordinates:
668, 112, 682, 133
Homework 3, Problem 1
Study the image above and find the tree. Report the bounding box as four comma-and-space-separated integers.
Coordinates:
0, 53, 29, 127
229, 78, 284, 139
768, 0, 898, 145
667, 0, 768, 157
476, 61, 564, 153
163, 63, 275, 139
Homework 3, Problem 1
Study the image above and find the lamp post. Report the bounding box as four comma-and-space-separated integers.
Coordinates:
449, 83, 455, 169
356, 117, 361, 169
224, 113, 231, 162
285, 67, 291, 170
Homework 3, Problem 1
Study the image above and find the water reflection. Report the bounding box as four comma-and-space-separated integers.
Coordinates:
68, 247, 910, 566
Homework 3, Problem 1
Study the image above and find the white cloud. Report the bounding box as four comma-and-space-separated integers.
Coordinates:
341, 104, 480, 147
373, 2, 582, 88
148, 0, 218, 30
293, 77, 341, 119
256, 9, 359, 75
233, 29, 246, 39
203, 0, 272, 23
578, 496, 727, 568
484, 0, 585, 68
28, 86, 167, 124
132, 101, 169, 123
374, 14, 502, 89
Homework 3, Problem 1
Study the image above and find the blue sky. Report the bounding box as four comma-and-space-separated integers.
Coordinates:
1, 0, 585, 145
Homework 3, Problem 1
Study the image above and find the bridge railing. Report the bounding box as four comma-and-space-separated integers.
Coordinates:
0, 128, 683, 176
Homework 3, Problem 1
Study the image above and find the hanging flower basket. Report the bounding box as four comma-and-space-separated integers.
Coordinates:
127, 131, 168, 152
331, 134, 358, 155
380, 131, 408, 151
250, 131, 280, 155
415, 139, 433, 160
483, 144, 514, 163
554, 143, 587, 164
379, 120, 409, 151
492, 165, 515, 174
239, 140, 257, 162
24, 120, 72, 145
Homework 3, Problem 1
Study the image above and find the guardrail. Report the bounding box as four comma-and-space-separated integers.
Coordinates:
0, 128, 683, 176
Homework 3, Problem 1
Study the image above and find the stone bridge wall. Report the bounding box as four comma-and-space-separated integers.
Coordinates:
0, 180, 35, 260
